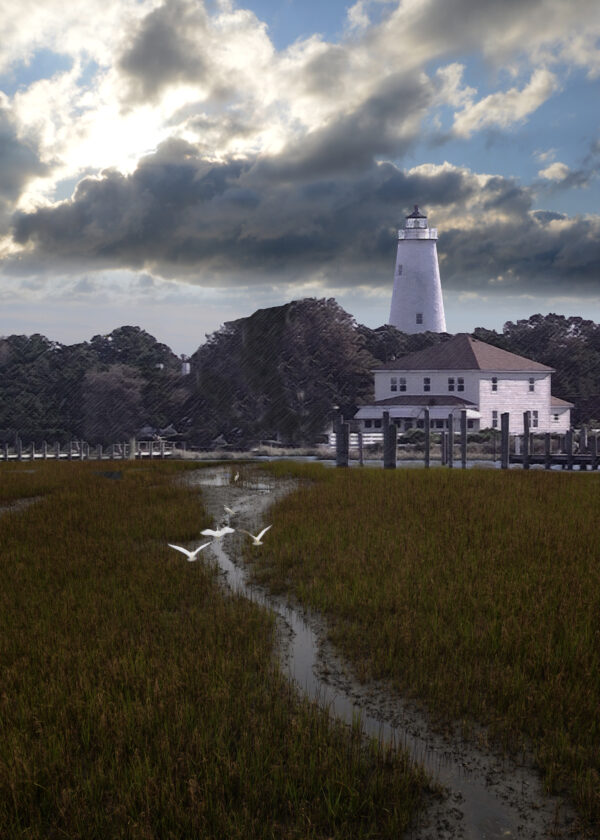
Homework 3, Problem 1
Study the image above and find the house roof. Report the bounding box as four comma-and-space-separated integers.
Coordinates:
551, 395, 575, 407
375, 333, 554, 372
372, 395, 476, 407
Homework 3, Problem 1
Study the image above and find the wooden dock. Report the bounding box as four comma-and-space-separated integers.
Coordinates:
334, 409, 598, 470
510, 453, 599, 470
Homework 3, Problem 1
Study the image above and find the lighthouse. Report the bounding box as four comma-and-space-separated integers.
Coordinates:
388, 205, 446, 333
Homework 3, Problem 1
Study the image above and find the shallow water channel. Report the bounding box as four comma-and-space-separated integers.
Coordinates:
186, 467, 584, 840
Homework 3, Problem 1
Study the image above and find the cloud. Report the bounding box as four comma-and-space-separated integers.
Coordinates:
117, 0, 209, 103
10, 139, 600, 299
0, 97, 47, 233
3, 0, 600, 312
535, 140, 600, 191
452, 69, 558, 138
0, 0, 155, 74
538, 162, 570, 181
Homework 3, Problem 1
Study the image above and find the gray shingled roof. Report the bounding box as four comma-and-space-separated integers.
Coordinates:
373, 395, 476, 407
375, 333, 554, 372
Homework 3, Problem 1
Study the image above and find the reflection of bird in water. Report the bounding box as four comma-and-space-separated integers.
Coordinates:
201, 525, 235, 538
238, 525, 272, 545
168, 542, 211, 561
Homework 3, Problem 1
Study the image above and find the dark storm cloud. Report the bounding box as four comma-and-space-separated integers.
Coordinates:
0, 106, 46, 233
11, 132, 600, 296
257, 72, 432, 180
440, 211, 600, 292
117, 0, 208, 103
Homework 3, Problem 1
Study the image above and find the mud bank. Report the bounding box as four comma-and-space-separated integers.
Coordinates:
184, 466, 589, 840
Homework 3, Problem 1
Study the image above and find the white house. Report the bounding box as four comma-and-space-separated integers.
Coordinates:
354, 333, 573, 435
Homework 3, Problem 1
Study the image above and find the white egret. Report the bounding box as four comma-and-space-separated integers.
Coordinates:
201, 525, 235, 538
168, 542, 211, 561
238, 525, 272, 545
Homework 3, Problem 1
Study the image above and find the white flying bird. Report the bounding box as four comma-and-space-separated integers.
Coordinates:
168, 542, 211, 561
238, 525, 272, 545
201, 525, 235, 538
224, 505, 236, 516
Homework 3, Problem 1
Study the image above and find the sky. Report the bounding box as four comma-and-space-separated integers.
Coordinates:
0, 0, 599, 355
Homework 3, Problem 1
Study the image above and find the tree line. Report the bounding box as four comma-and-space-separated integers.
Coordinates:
1, 304, 599, 448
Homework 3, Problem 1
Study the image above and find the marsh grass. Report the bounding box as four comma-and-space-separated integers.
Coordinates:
248, 462, 600, 829
0, 461, 428, 839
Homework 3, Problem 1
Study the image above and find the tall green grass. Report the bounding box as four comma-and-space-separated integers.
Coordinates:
249, 463, 600, 830
0, 461, 428, 839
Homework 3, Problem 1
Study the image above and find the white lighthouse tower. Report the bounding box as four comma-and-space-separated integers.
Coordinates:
388, 205, 446, 333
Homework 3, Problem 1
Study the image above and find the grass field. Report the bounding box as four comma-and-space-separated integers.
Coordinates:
0, 461, 428, 839
244, 462, 600, 831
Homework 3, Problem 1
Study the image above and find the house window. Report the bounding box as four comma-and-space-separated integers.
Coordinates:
399, 377, 406, 392
416, 313, 423, 325
467, 420, 474, 429
391, 376, 397, 392
529, 377, 535, 392
448, 377, 455, 392
457, 377, 464, 392
532, 410, 539, 428
553, 414, 559, 422
435, 420, 444, 429
423, 377, 431, 392
491, 377, 498, 392
492, 410, 498, 428
364, 419, 372, 428
374, 419, 382, 428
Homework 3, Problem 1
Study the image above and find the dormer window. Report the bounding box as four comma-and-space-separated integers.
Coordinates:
448, 377, 455, 392
529, 377, 535, 392
391, 376, 397, 392
423, 377, 431, 392
457, 377, 464, 392
399, 377, 406, 392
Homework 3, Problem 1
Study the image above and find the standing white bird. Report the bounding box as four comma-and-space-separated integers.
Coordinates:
238, 525, 272, 545
168, 542, 211, 561
233, 471, 239, 482
201, 525, 235, 538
